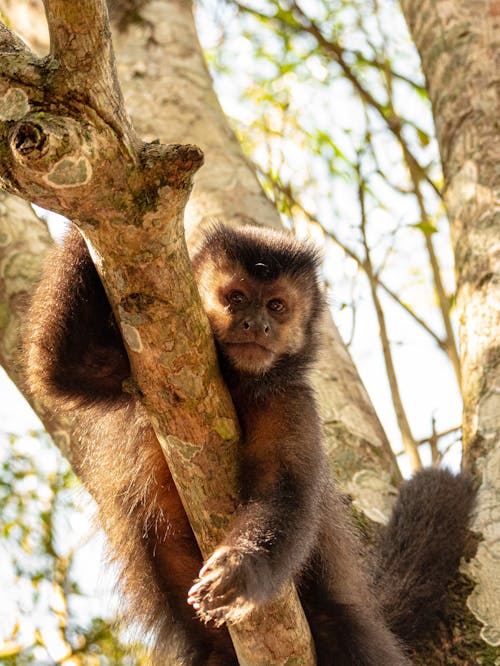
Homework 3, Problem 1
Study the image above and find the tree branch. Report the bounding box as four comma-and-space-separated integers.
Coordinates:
42, 0, 131, 138
409, 174, 462, 387
0, 20, 31, 53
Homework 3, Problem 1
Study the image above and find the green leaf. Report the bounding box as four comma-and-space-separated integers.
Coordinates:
416, 127, 431, 147
411, 220, 438, 235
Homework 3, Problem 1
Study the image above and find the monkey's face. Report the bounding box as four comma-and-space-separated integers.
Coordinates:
196, 260, 311, 375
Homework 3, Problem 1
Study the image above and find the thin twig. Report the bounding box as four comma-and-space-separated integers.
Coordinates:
357, 161, 422, 471
235, 0, 441, 197
404, 158, 462, 386
393, 425, 461, 457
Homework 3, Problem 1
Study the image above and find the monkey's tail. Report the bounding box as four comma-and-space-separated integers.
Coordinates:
374, 468, 475, 643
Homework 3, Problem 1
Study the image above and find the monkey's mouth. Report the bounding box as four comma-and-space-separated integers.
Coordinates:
222, 341, 276, 372
224, 341, 274, 354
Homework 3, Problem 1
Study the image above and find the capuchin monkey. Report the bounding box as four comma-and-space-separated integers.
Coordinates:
24, 223, 474, 665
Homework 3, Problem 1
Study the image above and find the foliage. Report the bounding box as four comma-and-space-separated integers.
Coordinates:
0, 428, 144, 665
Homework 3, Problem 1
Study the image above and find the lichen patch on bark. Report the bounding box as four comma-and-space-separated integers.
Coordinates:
348, 469, 398, 525
121, 322, 143, 352
0, 87, 30, 121
44, 155, 92, 187
213, 417, 239, 442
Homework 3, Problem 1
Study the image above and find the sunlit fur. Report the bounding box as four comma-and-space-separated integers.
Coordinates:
194, 258, 314, 374
24, 223, 474, 665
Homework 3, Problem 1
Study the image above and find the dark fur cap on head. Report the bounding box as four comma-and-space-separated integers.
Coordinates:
193, 223, 322, 283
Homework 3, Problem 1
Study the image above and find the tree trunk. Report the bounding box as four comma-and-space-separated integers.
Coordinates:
401, 0, 500, 653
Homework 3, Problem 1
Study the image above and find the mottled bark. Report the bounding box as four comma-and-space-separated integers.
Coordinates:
0, 191, 77, 459
0, 193, 48, 378
0, 1, 315, 662
401, 0, 500, 650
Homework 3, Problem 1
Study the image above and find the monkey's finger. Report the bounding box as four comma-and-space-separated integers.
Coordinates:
199, 587, 239, 611
200, 599, 252, 627
188, 578, 237, 610
188, 570, 224, 599
199, 552, 230, 577
197, 603, 233, 626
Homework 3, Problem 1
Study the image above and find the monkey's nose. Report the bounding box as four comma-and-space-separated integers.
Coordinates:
243, 320, 270, 335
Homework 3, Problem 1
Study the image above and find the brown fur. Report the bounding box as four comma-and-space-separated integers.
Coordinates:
24, 223, 474, 665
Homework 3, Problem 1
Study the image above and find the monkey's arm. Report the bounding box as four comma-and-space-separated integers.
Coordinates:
188, 386, 325, 624
25, 226, 130, 407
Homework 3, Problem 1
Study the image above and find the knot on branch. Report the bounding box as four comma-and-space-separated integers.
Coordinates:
10, 115, 78, 167
11, 121, 47, 158
141, 141, 204, 189
9, 114, 92, 188
168, 143, 205, 175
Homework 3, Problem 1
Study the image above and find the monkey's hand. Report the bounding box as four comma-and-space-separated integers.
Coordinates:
187, 545, 269, 626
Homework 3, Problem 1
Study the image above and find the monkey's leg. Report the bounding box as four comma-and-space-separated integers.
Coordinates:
300, 490, 410, 666
87, 422, 237, 665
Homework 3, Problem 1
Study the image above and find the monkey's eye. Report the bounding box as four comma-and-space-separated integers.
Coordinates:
267, 298, 285, 313
228, 290, 247, 305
